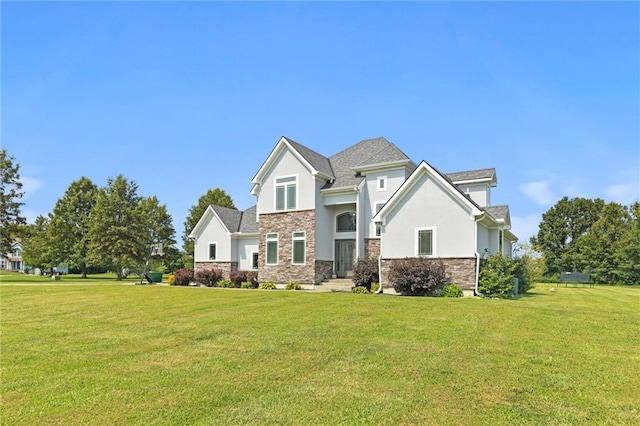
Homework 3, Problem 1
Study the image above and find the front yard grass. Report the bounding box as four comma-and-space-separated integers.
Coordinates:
1, 283, 638, 424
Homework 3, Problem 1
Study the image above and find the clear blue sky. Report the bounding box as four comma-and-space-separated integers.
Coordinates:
3, 2, 639, 243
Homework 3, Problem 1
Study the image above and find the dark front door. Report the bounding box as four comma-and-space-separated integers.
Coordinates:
335, 239, 355, 278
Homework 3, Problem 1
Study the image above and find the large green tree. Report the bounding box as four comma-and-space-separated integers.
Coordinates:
87, 175, 148, 280
182, 188, 235, 267
531, 197, 605, 275
47, 177, 98, 278
614, 202, 640, 284
21, 215, 55, 273
0, 149, 26, 256
139, 195, 178, 272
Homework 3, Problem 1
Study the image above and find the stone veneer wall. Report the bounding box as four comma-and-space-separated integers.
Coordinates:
380, 257, 477, 292
258, 210, 318, 284
194, 261, 238, 280
364, 238, 380, 259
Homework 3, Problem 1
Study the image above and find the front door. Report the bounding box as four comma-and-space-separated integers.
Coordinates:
335, 239, 355, 278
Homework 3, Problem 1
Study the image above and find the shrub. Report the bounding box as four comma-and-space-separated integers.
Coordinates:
285, 281, 302, 290
370, 282, 380, 293
173, 268, 192, 286
479, 253, 516, 298
240, 281, 253, 289
259, 281, 277, 290
441, 283, 463, 298
167, 274, 176, 286
389, 257, 449, 296
351, 286, 369, 294
352, 258, 379, 291
230, 270, 258, 288
194, 268, 223, 287
217, 279, 234, 288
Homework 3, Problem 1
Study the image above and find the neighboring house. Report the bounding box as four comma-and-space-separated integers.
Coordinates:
1, 240, 26, 272
190, 136, 517, 293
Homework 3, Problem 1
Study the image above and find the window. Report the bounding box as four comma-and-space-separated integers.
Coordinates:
336, 212, 356, 232
374, 203, 384, 237
208, 243, 217, 260
292, 232, 306, 264
266, 233, 278, 265
275, 176, 297, 211
252, 252, 259, 270
417, 229, 434, 256
377, 176, 387, 191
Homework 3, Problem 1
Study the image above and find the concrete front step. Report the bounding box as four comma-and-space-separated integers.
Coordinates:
317, 278, 354, 292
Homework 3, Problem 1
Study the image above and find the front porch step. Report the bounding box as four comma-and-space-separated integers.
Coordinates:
317, 278, 354, 292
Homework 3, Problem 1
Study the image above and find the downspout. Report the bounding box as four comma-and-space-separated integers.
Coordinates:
376, 254, 383, 294
474, 214, 484, 297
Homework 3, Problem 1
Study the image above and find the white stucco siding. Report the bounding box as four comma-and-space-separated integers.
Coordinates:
315, 181, 334, 261
256, 149, 316, 214
236, 238, 259, 270
477, 224, 490, 254
363, 169, 406, 238
194, 215, 232, 262
487, 229, 501, 254
381, 173, 476, 258
458, 184, 490, 207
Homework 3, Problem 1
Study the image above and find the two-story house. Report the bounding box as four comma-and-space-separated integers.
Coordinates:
189, 136, 517, 293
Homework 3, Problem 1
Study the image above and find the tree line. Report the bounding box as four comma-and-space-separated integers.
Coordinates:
1, 149, 235, 279
532, 196, 640, 284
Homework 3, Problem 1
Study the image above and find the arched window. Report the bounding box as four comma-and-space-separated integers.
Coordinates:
336, 212, 356, 232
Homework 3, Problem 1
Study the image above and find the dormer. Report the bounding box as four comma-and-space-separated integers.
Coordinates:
446, 168, 497, 207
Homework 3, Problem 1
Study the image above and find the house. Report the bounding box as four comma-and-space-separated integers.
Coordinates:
189, 136, 517, 293
1, 240, 26, 272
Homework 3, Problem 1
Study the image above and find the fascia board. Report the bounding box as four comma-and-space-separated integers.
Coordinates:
188, 206, 231, 239
351, 159, 416, 174
252, 137, 320, 184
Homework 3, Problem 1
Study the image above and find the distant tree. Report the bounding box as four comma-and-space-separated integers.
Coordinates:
21, 215, 56, 273
47, 177, 98, 278
0, 149, 26, 256
531, 197, 605, 276
182, 188, 235, 267
139, 196, 177, 272
87, 175, 147, 280
572, 202, 632, 284
614, 202, 640, 284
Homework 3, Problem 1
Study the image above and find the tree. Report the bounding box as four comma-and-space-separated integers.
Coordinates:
572, 202, 632, 284
0, 149, 26, 257
87, 175, 147, 280
531, 197, 605, 276
21, 215, 56, 273
139, 196, 177, 272
182, 188, 235, 266
47, 177, 98, 278
614, 202, 640, 284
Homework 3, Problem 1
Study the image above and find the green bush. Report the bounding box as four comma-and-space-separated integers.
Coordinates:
259, 282, 277, 290
479, 253, 516, 298
240, 281, 253, 289
352, 257, 379, 291
217, 279, 234, 288
389, 257, 449, 296
351, 286, 369, 294
285, 281, 302, 290
370, 282, 380, 293
441, 283, 463, 298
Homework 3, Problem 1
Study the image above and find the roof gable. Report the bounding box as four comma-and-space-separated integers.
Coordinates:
188, 205, 258, 239
446, 168, 497, 186
375, 160, 484, 223
483, 205, 511, 227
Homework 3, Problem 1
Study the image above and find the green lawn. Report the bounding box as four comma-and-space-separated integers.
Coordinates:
1, 282, 638, 425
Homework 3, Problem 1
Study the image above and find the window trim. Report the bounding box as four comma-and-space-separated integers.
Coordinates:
275, 175, 298, 211
377, 176, 387, 191
415, 227, 436, 257
292, 231, 306, 265
266, 233, 279, 265
208, 242, 217, 261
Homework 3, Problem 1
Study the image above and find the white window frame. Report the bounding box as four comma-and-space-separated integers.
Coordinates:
415, 227, 436, 257
275, 175, 297, 211
292, 231, 306, 265
374, 203, 385, 237
377, 176, 387, 191
266, 233, 279, 265
208, 242, 217, 261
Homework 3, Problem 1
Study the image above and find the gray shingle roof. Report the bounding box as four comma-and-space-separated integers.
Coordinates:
484, 205, 510, 222
323, 137, 412, 190
446, 168, 495, 183
284, 137, 334, 178
211, 205, 258, 234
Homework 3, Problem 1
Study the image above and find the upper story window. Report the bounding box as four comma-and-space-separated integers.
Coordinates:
336, 212, 356, 232
12, 248, 21, 257
416, 228, 435, 256
374, 203, 385, 237
208, 243, 217, 260
275, 176, 297, 211
377, 176, 387, 191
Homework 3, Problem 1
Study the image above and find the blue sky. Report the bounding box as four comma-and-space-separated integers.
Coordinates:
3, 2, 638, 243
